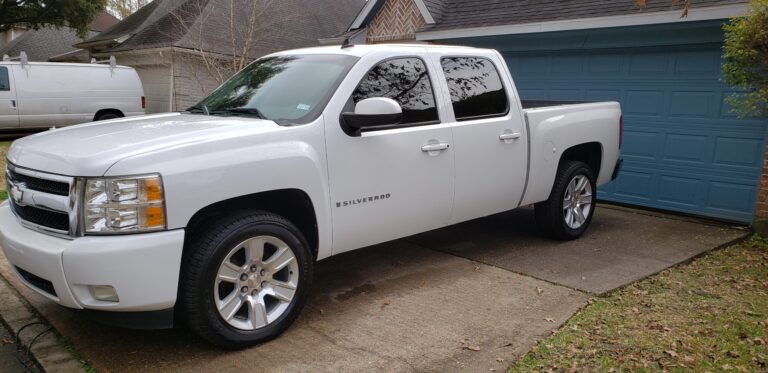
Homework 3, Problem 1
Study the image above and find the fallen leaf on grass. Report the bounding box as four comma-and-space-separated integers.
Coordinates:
665, 350, 678, 358
495, 357, 505, 363
753, 337, 765, 345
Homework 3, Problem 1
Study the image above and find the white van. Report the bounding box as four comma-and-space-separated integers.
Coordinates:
0, 55, 145, 131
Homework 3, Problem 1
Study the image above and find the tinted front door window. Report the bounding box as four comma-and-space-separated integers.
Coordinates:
353, 58, 439, 125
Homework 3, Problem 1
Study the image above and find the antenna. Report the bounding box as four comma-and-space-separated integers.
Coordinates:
341, 37, 353, 49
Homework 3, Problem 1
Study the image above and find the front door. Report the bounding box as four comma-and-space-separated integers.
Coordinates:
0, 66, 19, 129
325, 53, 454, 254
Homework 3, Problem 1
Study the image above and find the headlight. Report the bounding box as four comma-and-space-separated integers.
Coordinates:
83, 174, 166, 234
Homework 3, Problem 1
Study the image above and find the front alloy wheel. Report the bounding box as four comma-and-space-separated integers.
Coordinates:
214, 236, 300, 330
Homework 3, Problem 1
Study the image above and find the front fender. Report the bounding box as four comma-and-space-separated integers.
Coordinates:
105, 121, 332, 258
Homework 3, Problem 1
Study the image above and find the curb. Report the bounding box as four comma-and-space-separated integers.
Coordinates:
0, 270, 85, 372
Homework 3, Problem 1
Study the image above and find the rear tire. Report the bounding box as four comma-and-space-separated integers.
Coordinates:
95, 112, 121, 121
535, 161, 596, 240
181, 211, 313, 349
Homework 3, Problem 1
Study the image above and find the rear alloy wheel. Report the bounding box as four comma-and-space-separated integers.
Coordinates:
535, 161, 596, 240
562, 174, 593, 230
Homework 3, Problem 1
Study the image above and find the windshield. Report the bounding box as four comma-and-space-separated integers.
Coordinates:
188, 54, 358, 124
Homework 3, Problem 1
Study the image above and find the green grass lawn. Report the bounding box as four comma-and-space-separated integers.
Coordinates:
510, 235, 768, 372
0, 141, 8, 201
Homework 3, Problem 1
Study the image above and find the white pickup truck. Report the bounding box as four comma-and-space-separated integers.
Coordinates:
1, 44, 621, 348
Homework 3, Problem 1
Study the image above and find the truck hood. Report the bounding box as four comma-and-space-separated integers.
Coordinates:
7, 113, 281, 176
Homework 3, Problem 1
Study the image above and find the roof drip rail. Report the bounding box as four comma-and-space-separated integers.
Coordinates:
3, 52, 28, 66
91, 55, 117, 68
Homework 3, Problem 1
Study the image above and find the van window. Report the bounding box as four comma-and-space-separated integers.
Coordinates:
440, 57, 509, 121
0, 67, 9, 91
352, 57, 439, 125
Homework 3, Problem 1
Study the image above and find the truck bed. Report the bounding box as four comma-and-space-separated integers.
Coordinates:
520, 100, 593, 109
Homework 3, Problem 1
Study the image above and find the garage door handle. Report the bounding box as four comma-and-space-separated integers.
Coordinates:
500, 132, 521, 141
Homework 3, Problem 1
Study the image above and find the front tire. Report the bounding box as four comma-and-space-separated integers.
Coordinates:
535, 161, 596, 240
181, 211, 313, 349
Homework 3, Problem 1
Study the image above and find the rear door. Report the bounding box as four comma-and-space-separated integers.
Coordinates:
0, 65, 19, 129
431, 52, 528, 224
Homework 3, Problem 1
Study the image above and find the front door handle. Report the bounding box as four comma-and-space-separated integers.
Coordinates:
421, 143, 450, 153
10, 100, 16, 109
500, 132, 522, 141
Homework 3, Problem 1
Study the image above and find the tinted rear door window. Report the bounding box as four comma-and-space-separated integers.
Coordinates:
441, 57, 509, 120
352, 57, 439, 125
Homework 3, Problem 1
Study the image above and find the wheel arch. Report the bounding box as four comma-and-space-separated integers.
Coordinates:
182, 189, 319, 261
93, 109, 125, 121
559, 142, 603, 177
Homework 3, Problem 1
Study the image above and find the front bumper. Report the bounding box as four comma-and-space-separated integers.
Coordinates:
0, 203, 185, 312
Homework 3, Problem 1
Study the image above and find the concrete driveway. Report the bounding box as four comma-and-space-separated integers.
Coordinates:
0, 206, 747, 372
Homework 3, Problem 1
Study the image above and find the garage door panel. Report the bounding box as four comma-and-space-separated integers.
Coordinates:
663, 133, 709, 164
505, 46, 768, 222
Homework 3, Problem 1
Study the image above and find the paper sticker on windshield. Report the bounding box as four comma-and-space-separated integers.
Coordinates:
296, 104, 311, 111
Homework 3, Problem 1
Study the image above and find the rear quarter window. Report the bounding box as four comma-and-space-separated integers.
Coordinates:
0, 67, 9, 91
440, 57, 509, 121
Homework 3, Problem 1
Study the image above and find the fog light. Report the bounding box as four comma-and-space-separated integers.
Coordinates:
90, 285, 119, 302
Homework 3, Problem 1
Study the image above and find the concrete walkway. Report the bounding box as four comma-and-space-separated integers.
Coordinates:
0, 206, 748, 372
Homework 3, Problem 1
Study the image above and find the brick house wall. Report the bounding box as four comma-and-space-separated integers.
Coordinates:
367, 0, 427, 43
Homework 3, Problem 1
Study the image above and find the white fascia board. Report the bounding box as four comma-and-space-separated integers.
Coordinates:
414, 0, 436, 24
416, 3, 748, 40
349, 0, 436, 30
349, 0, 380, 30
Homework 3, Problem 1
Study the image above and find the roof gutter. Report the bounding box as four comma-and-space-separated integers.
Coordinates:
73, 34, 131, 49
416, 3, 748, 41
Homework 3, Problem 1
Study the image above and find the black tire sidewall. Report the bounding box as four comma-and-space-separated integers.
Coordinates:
556, 163, 596, 238
184, 213, 312, 348
96, 113, 120, 121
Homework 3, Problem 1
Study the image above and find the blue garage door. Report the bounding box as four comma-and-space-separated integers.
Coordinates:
505, 45, 768, 223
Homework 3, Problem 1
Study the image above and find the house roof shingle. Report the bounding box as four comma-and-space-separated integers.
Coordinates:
80, 0, 367, 57
416, 0, 748, 32
0, 11, 119, 62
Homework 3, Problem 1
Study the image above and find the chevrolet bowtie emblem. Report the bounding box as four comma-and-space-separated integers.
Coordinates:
10, 183, 25, 206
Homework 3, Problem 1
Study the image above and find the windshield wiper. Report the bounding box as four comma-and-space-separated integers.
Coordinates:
217, 107, 267, 119
188, 104, 210, 116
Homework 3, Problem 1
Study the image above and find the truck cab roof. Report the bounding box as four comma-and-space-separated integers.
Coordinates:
267, 43, 488, 59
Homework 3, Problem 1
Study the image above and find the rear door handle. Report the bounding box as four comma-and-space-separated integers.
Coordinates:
421, 143, 450, 152
10, 100, 16, 109
500, 132, 522, 141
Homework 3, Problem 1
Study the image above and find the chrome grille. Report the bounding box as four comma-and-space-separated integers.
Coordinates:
6, 163, 81, 238
6, 167, 69, 196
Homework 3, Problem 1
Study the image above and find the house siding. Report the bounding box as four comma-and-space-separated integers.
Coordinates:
172, 53, 223, 112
